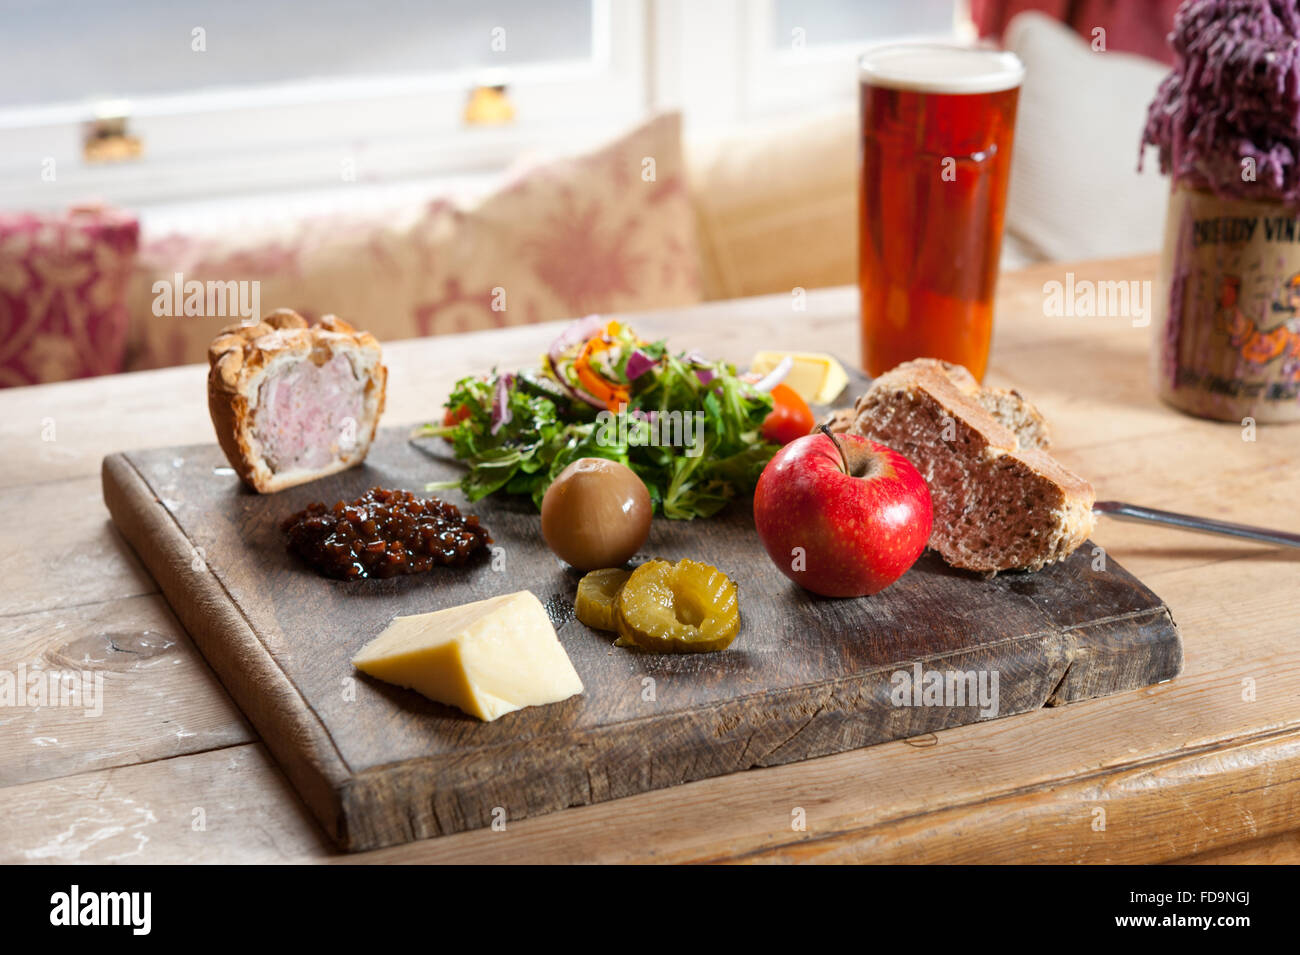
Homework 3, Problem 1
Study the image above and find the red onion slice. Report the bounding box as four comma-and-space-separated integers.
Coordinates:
751, 355, 793, 392
489, 372, 515, 435
545, 353, 605, 410
626, 349, 658, 381
547, 314, 606, 363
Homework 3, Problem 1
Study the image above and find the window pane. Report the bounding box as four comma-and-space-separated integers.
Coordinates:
773, 0, 957, 48
0, 0, 594, 110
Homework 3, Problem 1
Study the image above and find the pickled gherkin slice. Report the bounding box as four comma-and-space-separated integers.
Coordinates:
613, 559, 740, 653
575, 568, 631, 632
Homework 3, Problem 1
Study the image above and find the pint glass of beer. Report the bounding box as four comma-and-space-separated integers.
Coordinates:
858, 44, 1024, 381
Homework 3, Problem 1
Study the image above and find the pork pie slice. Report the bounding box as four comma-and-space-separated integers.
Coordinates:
850, 359, 1094, 573
207, 309, 387, 493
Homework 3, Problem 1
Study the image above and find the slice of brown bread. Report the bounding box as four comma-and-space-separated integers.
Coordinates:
825, 360, 1051, 450
850, 359, 1094, 573
974, 387, 1051, 451
820, 406, 858, 435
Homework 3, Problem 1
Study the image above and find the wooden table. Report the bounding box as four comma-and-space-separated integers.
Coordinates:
3, 255, 1298, 864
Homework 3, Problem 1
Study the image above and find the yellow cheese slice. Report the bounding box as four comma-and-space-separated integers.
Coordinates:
750, 351, 849, 404
352, 591, 583, 722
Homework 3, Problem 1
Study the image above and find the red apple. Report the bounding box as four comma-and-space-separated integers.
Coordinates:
753, 428, 932, 597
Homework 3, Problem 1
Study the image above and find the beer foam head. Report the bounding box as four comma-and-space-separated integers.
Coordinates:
859, 44, 1024, 94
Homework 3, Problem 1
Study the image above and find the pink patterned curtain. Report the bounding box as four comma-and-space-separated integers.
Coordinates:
971, 0, 1181, 64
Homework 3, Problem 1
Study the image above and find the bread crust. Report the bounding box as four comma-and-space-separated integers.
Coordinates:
851, 359, 1094, 573
207, 309, 387, 493
827, 360, 1050, 449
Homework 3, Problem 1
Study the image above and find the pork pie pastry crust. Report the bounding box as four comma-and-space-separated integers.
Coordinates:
850, 359, 1095, 574
207, 309, 387, 493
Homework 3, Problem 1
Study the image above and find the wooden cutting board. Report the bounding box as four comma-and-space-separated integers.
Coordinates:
103, 408, 1182, 852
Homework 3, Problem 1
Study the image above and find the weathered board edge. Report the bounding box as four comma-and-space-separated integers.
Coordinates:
102, 452, 349, 843
332, 635, 1062, 848
103, 450, 1184, 853
334, 611, 1180, 851
1047, 606, 1184, 706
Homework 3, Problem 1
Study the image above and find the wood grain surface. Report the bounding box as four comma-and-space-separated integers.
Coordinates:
100, 406, 1181, 849
3, 257, 1299, 863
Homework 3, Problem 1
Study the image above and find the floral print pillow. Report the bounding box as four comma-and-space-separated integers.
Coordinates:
125, 112, 703, 371
0, 207, 139, 387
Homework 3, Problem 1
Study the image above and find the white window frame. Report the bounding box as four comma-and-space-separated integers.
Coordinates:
1, 0, 984, 211
651, 0, 974, 133
0, 0, 648, 210
743, 0, 975, 117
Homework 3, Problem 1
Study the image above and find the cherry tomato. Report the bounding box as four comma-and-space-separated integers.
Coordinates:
440, 404, 471, 442
761, 384, 815, 446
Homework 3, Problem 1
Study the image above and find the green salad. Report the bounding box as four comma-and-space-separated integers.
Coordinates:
415, 316, 784, 519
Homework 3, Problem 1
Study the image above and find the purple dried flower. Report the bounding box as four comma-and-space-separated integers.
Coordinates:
1141, 0, 1300, 202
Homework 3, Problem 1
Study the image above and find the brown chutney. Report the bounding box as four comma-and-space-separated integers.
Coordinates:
281, 486, 491, 579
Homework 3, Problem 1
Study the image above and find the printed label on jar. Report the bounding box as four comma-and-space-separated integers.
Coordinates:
1156, 185, 1300, 422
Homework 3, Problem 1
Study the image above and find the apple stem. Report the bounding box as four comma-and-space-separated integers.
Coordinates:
818, 424, 852, 474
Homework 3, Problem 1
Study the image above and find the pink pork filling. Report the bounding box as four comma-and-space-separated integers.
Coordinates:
253, 353, 365, 474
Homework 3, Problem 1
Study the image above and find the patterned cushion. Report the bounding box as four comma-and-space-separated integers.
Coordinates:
126, 112, 703, 371
686, 106, 858, 300
0, 207, 139, 387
